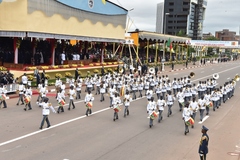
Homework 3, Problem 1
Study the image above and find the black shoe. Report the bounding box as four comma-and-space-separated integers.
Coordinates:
179, 109, 182, 111
127, 110, 129, 115
116, 117, 118, 120
149, 125, 152, 128
28, 108, 32, 110
158, 119, 160, 123
86, 113, 88, 116
24, 108, 26, 111
113, 118, 115, 121
100, 100, 102, 102
21, 103, 24, 105
124, 114, 126, 117
39, 127, 42, 130
16, 103, 19, 105
73, 107, 75, 109
68, 108, 70, 110
3, 107, 7, 108
57, 111, 59, 114
213, 108, 215, 111
191, 125, 194, 128
47, 125, 51, 128
184, 131, 187, 135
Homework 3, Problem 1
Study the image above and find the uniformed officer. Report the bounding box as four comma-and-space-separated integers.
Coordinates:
199, 125, 209, 160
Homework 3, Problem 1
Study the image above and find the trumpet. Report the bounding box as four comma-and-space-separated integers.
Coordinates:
190, 72, 195, 78
234, 74, 240, 82
119, 68, 124, 74
149, 67, 155, 74
213, 73, 219, 80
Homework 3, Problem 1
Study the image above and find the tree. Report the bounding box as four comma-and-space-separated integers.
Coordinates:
205, 36, 219, 41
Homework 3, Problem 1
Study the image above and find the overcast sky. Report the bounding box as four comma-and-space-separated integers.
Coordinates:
110, 0, 240, 35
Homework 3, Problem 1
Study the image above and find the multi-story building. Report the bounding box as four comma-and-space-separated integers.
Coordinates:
202, 32, 214, 40
215, 29, 237, 41
156, 0, 208, 40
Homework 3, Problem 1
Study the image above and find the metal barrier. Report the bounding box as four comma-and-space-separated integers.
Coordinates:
4, 83, 19, 94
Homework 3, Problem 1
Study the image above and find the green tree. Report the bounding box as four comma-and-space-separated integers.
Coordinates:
205, 36, 219, 41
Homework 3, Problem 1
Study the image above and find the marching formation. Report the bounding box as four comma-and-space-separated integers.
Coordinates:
0, 68, 239, 134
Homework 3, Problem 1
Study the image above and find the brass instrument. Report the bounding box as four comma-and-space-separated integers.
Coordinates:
149, 67, 155, 74
234, 74, 240, 82
213, 73, 219, 80
190, 72, 195, 78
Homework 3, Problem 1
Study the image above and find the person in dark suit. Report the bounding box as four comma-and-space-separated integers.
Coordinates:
101, 66, 105, 76
155, 66, 158, 76
75, 68, 79, 80
199, 125, 209, 160
41, 70, 46, 84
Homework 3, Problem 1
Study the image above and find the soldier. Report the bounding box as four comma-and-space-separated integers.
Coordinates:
16, 82, 25, 105
198, 95, 206, 122
189, 97, 198, 128
166, 91, 175, 117
123, 91, 132, 117
199, 126, 209, 160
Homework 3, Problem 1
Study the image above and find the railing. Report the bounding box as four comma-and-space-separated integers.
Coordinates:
4, 83, 19, 94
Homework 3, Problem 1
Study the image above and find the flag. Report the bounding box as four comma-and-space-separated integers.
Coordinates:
102, 0, 106, 4
166, 38, 171, 47
166, 38, 174, 52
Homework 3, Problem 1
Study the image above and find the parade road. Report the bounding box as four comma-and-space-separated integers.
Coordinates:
0, 61, 240, 160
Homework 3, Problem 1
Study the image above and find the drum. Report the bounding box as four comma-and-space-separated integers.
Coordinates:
113, 106, 121, 112
58, 99, 65, 106
150, 111, 158, 119
24, 97, 31, 104
86, 102, 92, 109
208, 101, 213, 107
185, 117, 194, 126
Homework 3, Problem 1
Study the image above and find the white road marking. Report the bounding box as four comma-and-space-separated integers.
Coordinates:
1, 65, 240, 147
1, 145, 21, 152
41, 134, 56, 140
198, 116, 209, 124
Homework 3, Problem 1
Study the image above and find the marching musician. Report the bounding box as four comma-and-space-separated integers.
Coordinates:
131, 79, 138, 100
189, 97, 198, 128
85, 90, 94, 116
23, 85, 32, 111
55, 77, 62, 98
146, 88, 153, 101
37, 83, 43, 102
39, 97, 56, 129
182, 102, 191, 135
0, 84, 7, 108
204, 91, 211, 115
76, 79, 82, 99
95, 77, 101, 95
166, 80, 172, 95
161, 81, 167, 100
123, 91, 132, 117
112, 92, 121, 121
68, 85, 76, 110
100, 82, 107, 102
157, 96, 166, 123
144, 79, 150, 96
39, 84, 48, 104
176, 89, 185, 112
155, 83, 161, 100
21, 73, 28, 87
211, 88, 219, 111
172, 78, 178, 97
222, 84, 228, 103
166, 91, 175, 117
198, 95, 206, 122
147, 97, 157, 128
56, 89, 65, 113
109, 85, 116, 107
16, 82, 25, 105
138, 80, 144, 98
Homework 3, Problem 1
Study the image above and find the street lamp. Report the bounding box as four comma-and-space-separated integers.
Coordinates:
162, 13, 170, 71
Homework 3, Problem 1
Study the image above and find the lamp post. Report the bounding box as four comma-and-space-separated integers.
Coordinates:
162, 13, 170, 71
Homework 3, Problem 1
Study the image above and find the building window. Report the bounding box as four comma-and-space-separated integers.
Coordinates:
169, 8, 174, 12
169, 2, 174, 6
183, 8, 188, 11
183, 2, 189, 5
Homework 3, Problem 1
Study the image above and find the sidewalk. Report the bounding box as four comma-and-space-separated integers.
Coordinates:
6, 61, 218, 99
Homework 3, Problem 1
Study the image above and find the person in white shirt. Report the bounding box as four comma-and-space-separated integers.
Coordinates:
146, 88, 153, 101
198, 95, 206, 121
189, 97, 199, 128
0, 84, 8, 108
56, 89, 65, 113
176, 89, 185, 111
76, 79, 82, 99
100, 82, 107, 102
166, 91, 175, 117
21, 73, 28, 86
147, 97, 157, 128
109, 85, 116, 107
85, 91, 94, 116
16, 82, 25, 105
204, 91, 211, 115
112, 93, 121, 121
61, 51, 66, 65
182, 103, 191, 135
39, 84, 48, 104
23, 85, 32, 111
68, 86, 76, 110
39, 97, 56, 129
157, 96, 166, 123
123, 91, 132, 117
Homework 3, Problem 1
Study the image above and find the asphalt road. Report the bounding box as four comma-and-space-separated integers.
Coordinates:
0, 61, 240, 160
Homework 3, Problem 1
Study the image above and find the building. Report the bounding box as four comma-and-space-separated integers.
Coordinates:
156, 0, 208, 40
156, 3, 164, 34
215, 29, 237, 41
202, 32, 214, 40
